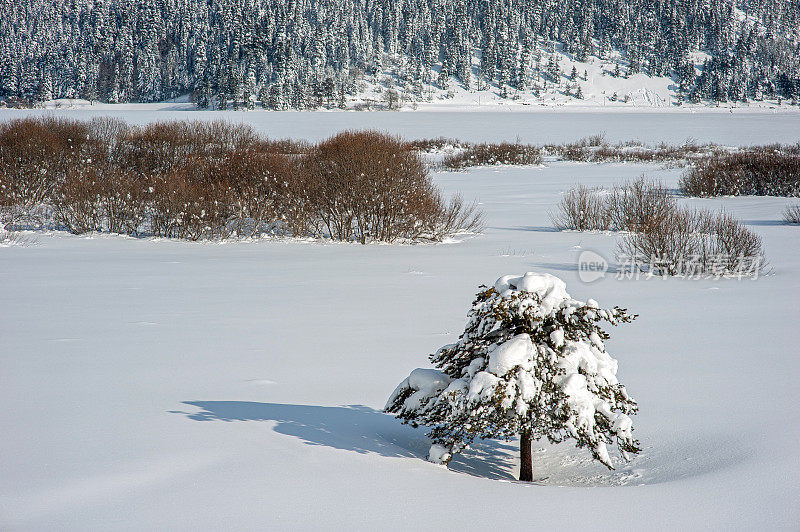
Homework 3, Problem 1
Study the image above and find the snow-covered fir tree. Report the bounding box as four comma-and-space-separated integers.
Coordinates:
386, 272, 640, 481
1, 0, 798, 108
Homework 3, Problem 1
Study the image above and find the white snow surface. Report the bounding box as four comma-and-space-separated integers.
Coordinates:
1, 113, 800, 530
494, 271, 571, 314
2, 108, 800, 146
487, 334, 536, 376
386, 368, 451, 413
426, 444, 452, 465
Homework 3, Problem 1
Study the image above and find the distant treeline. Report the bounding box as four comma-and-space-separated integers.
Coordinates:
1, 0, 798, 109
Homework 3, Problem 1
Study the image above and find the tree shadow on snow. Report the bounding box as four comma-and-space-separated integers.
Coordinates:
173, 401, 517, 480
743, 219, 789, 227
526, 261, 621, 275
448, 440, 518, 480
490, 225, 559, 233
173, 402, 751, 486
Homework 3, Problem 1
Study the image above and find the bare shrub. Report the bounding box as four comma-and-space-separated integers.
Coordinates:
617, 207, 702, 275
305, 130, 481, 242
304, 130, 431, 242
53, 167, 105, 234
584, 133, 607, 147
88, 117, 130, 164
704, 211, 765, 272
100, 169, 150, 235
547, 142, 591, 162
0, 117, 89, 226
553, 175, 765, 276
255, 138, 312, 155
216, 150, 298, 237
404, 137, 464, 152
443, 142, 542, 169
553, 176, 675, 232
0, 227, 34, 247
607, 176, 675, 231
783, 204, 800, 224
549, 185, 610, 230
121, 120, 260, 175
680, 149, 800, 197
425, 193, 484, 240
617, 208, 765, 277
544, 138, 719, 165
149, 158, 233, 240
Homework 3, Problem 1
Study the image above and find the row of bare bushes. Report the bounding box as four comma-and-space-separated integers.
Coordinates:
0, 118, 481, 242
550, 177, 766, 276
543, 135, 726, 164
404, 137, 465, 152
442, 142, 543, 169
407, 135, 800, 185
679, 148, 800, 197
404, 134, 726, 169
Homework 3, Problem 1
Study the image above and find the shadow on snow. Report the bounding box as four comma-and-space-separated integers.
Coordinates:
173, 401, 518, 480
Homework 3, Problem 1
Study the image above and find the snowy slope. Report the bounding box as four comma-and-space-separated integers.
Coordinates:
33, 45, 799, 113
2, 153, 799, 529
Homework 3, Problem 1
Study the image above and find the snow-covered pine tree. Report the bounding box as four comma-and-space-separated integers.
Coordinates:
386, 272, 640, 481
3, 0, 798, 107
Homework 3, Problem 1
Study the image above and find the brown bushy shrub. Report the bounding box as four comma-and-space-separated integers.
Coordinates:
0, 117, 89, 226
680, 149, 800, 197
119, 120, 260, 175
88, 117, 130, 164
255, 138, 312, 155
148, 157, 235, 240
304, 130, 481, 242
443, 142, 542, 169
53, 167, 105, 234
100, 169, 150, 235
1, 118, 482, 243
215, 150, 298, 237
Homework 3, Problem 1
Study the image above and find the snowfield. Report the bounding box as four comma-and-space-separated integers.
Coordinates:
2, 106, 800, 146
2, 113, 800, 529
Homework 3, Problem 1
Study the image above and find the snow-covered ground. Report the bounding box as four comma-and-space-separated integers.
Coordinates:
2, 156, 799, 529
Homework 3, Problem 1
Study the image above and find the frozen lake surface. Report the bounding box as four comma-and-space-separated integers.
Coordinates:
1, 108, 799, 145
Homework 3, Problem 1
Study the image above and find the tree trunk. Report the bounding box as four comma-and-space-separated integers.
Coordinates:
519, 431, 533, 482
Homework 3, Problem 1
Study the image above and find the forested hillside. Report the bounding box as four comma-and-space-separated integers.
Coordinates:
1, 0, 799, 109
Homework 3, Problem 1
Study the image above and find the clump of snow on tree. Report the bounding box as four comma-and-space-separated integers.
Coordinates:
386, 271, 640, 470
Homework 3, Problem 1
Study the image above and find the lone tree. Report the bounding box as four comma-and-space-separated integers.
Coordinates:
385, 272, 640, 481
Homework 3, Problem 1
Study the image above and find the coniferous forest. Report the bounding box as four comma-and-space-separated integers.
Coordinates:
1, 0, 799, 108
